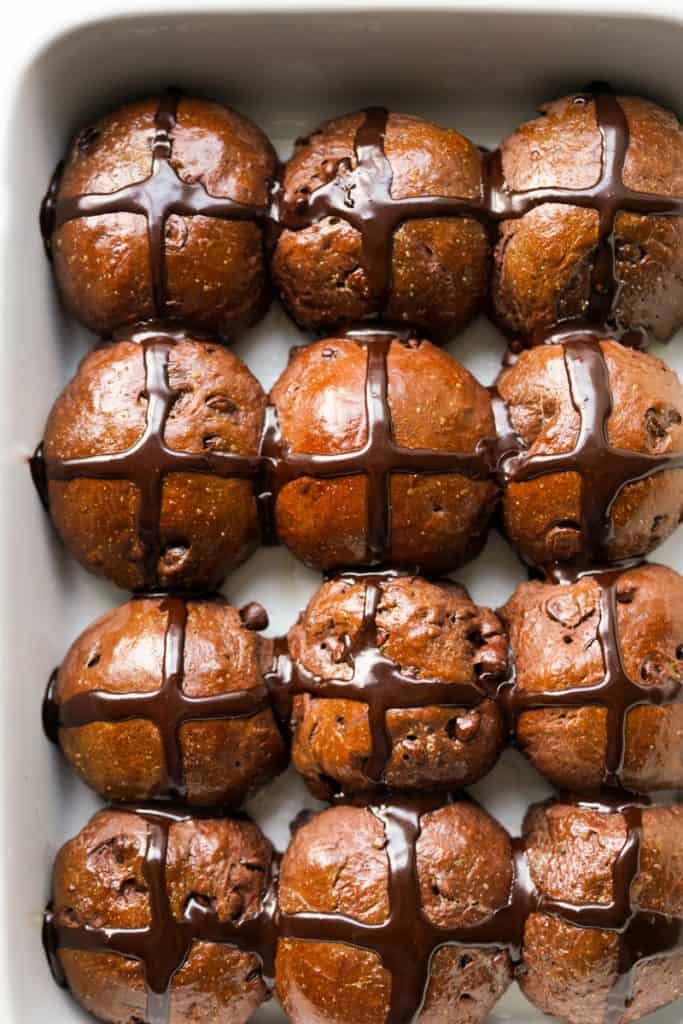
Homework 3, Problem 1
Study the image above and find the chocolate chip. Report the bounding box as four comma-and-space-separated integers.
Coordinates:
447, 710, 481, 742
206, 394, 238, 415
161, 544, 190, 571
546, 591, 594, 628
239, 602, 269, 631
645, 405, 681, 444
76, 126, 100, 152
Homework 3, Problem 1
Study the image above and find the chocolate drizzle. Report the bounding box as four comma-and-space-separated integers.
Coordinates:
263, 329, 493, 565
41, 89, 268, 318
42, 595, 274, 800
284, 572, 504, 785
36, 326, 261, 591
43, 805, 279, 1024
500, 337, 683, 566
279, 793, 682, 1024
488, 82, 683, 347
500, 564, 683, 788
274, 107, 490, 314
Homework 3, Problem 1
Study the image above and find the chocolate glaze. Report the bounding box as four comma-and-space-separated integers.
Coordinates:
488, 82, 683, 347
42, 595, 273, 800
279, 793, 683, 1024
499, 563, 683, 788
274, 107, 491, 314
281, 571, 503, 785
499, 337, 683, 567
41, 89, 268, 318
35, 326, 261, 591
262, 329, 494, 565
43, 804, 279, 1024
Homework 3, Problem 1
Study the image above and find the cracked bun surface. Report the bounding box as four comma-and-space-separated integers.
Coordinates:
49, 808, 275, 1024
500, 564, 683, 793
276, 800, 513, 1023
498, 340, 683, 567
492, 93, 683, 346
49, 596, 288, 806
47, 95, 276, 340
520, 800, 683, 1024
287, 574, 507, 799
41, 333, 266, 592
268, 334, 498, 574
272, 110, 489, 339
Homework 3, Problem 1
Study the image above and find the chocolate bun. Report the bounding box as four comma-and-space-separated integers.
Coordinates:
500, 563, 683, 793
276, 796, 513, 1023
521, 799, 683, 1024
498, 339, 683, 568
45, 807, 277, 1024
287, 573, 507, 799
272, 109, 489, 339
38, 330, 265, 592
46, 595, 287, 806
491, 90, 683, 346
268, 332, 497, 574
43, 91, 276, 340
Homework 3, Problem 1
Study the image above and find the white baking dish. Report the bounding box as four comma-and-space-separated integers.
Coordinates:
2, 4, 683, 1022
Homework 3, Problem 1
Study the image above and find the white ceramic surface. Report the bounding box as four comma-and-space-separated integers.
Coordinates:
1, 4, 682, 1022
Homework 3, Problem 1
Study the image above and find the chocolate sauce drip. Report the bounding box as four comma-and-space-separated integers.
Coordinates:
36, 327, 261, 591
285, 572, 501, 785
41, 89, 268, 318
500, 337, 683, 567
42, 595, 273, 800
274, 107, 490, 313
487, 384, 521, 470
262, 330, 493, 565
43, 805, 279, 1024
487, 82, 683, 347
500, 564, 683, 788
280, 793, 682, 1024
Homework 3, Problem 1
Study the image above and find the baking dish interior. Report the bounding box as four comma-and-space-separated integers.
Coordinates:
3, 6, 683, 1023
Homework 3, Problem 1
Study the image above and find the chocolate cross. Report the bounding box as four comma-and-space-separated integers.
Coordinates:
43, 595, 274, 800
500, 564, 683, 787
263, 328, 493, 564
44, 805, 279, 1024
500, 338, 683, 566
32, 328, 261, 591
488, 83, 683, 346
41, 89, 268, 317
285, 572, 503, 786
